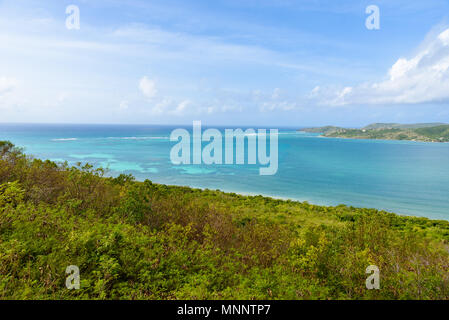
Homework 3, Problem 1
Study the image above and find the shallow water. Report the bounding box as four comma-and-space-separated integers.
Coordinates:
1, 123, 448, 220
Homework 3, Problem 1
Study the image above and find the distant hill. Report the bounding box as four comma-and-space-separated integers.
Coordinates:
414, 125, 449, 140
300, 126, 348, 134
362, 123, 447, 130
299, 123, 449, 142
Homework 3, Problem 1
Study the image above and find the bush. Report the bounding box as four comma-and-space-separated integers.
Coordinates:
1, 140, 449, 300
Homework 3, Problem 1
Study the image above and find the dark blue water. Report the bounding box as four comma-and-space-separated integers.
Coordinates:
1, 123, 448, 220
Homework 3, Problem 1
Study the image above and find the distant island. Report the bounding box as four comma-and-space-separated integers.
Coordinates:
299, 123, 449, 142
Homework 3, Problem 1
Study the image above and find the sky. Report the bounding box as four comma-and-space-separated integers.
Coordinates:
1, 0, 449, 127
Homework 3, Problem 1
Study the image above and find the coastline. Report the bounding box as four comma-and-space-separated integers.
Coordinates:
3, 138, 449, 300
297, 130, 449, 144
3, 131, 449, 221
297, 123, 449, 143
135, 178, 435, 222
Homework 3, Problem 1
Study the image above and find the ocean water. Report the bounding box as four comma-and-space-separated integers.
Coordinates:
1, 123, 449, 220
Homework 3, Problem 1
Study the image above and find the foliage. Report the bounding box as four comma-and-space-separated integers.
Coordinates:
1, 141, 449, 300
324, 126, 449, 142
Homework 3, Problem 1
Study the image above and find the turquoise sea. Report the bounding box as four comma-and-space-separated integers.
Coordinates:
1, 123, 448, 220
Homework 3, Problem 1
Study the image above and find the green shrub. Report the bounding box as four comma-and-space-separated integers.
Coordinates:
1, 140, 449, 300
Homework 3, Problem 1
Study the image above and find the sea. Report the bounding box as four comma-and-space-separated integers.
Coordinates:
1, 123, 448, 220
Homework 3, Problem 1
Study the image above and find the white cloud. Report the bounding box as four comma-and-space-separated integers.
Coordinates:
0, 77, 18, 96
42, 92, 71, 108
137, 75, 193, 116
139, 76, 157, 99
260, 100, 298, 112
151, 98, 171, 115
148, 98, 190, 116
119, 100, 129, 110
170, 100, 190, 115
316, 27, 449, 106
255, 87, 300, 112
0, 77, 21, 110
148, 98, 192, 116
221, 104, 242, 112
309, 86, 320, 97
272, 88, 281, 99
438, 29, 449, 45
111, 25, 344, 77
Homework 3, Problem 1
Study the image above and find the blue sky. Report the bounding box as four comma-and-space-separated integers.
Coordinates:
1, 0, 449, 126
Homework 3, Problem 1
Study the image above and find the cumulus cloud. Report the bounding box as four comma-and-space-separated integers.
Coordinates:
42, 92, 70, 108
119, 100, 129, 110
139, 76, 157, 99
136, 77, 298, 117
315, 28, 449, 106
170, 100, 190, 116
255, 88, 299, 112
137, 76, 194, 116
0, 77, 18, 96
0, 77, 20, 110
145, 98, 191, 116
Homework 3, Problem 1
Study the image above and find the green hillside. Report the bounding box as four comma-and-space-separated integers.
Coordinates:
1, 140, 449, 300
299, 126, 346, 134
301, 124, 449, 142
414, 125, 449, 140
362, 123, 446, 130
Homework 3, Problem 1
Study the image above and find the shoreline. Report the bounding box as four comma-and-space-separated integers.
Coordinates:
3, 137, 446, 222
41, 158, 447, 222
4, 137, 449, 300
297, 130, 449, 144
135, 177, 438, 222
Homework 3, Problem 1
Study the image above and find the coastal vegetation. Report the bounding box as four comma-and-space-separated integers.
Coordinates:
301, 123, 449, 142
1, 140, 449, 299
